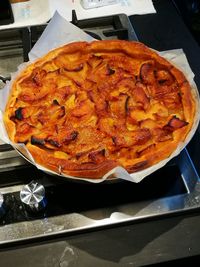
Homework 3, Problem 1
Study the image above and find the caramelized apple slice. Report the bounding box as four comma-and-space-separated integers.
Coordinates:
164, 116, 188, 131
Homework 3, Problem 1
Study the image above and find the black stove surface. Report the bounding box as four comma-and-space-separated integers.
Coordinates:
0, 159, 187, 226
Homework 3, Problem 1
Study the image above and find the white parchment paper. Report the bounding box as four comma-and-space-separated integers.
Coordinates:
0, 12, 199, 183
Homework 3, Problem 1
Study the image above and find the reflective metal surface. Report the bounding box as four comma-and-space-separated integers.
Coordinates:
0, 146, 28, 171
0, 193, 5, 218
20, 181, 47, 212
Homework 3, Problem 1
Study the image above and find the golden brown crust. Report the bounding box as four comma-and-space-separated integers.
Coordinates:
3, 40, 197, 179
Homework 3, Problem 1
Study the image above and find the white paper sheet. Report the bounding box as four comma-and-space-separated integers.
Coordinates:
29, 11, 94, 61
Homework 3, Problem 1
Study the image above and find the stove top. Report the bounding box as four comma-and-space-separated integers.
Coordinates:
0, 12, 200, 247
